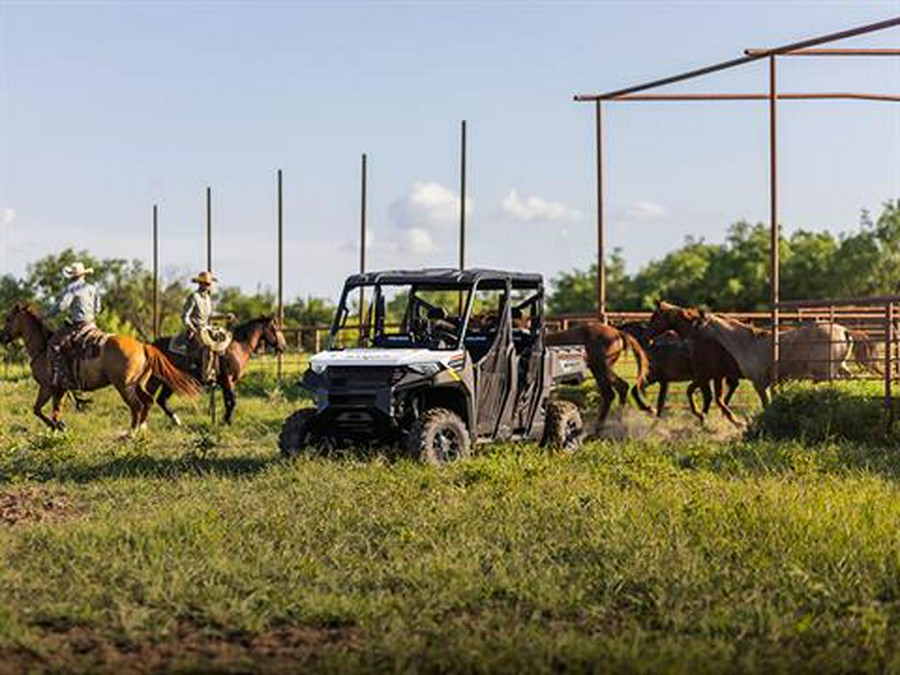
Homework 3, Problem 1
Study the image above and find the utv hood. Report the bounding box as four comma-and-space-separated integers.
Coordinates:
310, 348, 465, 369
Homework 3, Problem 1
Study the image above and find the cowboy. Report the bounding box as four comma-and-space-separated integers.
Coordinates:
182, 271, 234, 383
47, 262, 102, 388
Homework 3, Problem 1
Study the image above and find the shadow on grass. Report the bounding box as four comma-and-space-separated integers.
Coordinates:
0, 452, 279, 485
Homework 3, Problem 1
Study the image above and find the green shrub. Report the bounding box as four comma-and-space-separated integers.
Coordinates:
749, 382, 888, 444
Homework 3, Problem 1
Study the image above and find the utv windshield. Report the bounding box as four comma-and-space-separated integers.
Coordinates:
328, 281, 477, 351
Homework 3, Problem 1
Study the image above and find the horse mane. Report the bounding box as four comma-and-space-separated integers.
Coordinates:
232, 315, 273, 342
13, 304, 53, 339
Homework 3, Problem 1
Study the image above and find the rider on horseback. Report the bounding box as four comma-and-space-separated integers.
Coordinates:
182, 271, 233, 383
47, 262, 102, 389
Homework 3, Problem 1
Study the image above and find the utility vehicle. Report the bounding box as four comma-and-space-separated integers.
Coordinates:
279, 268, 585, 463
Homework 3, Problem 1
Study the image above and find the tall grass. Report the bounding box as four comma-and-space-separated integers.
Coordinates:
1, 380, 900, 672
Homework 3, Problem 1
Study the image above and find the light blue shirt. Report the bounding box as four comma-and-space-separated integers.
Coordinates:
54, 279, 101, 324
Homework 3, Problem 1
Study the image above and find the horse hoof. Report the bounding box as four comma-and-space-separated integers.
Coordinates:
171, 415, 182, 427
54, 420, 67, 432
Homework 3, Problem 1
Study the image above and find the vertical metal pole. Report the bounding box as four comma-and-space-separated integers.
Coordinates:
768, 56, 780, 386
277, 169, 284, 388
459, 120, 467, 270
358, 153, 368, 346
596, 100, 606, 322
206, 186, 212, 274
206, 186, 216, 423
886, 302, 894, 434
152, 204, 159, 341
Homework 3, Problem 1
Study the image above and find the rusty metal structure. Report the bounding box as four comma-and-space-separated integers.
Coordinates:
574, 16, 899, 423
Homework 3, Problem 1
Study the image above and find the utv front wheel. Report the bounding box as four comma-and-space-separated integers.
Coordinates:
542, 400, 583, 452
408, 408, 471, 465
279, 409, 320, 458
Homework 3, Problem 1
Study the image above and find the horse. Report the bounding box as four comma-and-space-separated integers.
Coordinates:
618, 320, 717, 418
149, 315, 287, 425
694, 313, 879, 403
545, 322, 652, 426
0, 304, 200, 433
645, 302, 744, 426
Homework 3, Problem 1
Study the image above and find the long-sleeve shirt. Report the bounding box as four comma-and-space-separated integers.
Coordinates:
53, 279, 101, 324
182, 290, 218, 333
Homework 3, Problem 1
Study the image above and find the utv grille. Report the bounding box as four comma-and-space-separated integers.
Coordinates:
327, 366, 403, 388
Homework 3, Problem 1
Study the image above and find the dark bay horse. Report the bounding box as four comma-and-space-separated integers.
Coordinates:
646, 301, 743, 426
149, 316, 286, 425
618, 320, 715, 417
0, 305, 200, 433
545, 322, 652, 426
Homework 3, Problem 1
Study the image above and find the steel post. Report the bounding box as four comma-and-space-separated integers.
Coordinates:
459, 120, 467, 270
152, 204, 159, 341
596, 100, 606, 322
277, 169, 284, 387
359, 153, 367, 344
769, 55, 780, 387
886, 302, 894, 434
206, 185, 216, 424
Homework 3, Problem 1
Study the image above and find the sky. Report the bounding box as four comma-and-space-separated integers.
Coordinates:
1, 0, 898, 301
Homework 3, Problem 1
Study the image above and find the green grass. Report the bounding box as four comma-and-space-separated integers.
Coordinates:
2, 377, 900, 672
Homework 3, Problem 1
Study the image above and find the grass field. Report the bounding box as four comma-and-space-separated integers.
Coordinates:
2, 370, 900, 673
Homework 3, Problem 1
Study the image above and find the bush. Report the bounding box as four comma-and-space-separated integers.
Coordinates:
749, 382, 888, 444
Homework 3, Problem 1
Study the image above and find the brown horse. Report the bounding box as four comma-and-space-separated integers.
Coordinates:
149, 316, 287, 425
0, 304, 200, 433
646, 301, 744, 426
545, 322, 652, 425
618, 320, 716, 417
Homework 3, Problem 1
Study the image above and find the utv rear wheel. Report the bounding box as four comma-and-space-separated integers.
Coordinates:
408, 408, 471, 465
542, 400, 583, 452
279, 409, 320, 458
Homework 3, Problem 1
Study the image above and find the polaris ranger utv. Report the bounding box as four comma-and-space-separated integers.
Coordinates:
279, 268, 586, 463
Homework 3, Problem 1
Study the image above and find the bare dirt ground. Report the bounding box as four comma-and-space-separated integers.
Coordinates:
0, 623, 359, 674
0, 488, 79, 526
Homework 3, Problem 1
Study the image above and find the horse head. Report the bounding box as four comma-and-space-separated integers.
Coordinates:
258, 315, 287, 354
648, 300, 702, 339
1, 303, 28, 344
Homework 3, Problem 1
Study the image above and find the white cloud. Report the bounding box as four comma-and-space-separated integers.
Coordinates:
390, 182, 470, 231
500, 190, 581, 223
401, 227, 439, 256
623, 201, 666, 221
0, 208, 15, 228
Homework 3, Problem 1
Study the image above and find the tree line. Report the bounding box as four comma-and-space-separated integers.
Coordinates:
547, 201, 900, 314
0, 249, 334, 349
2, 200, 898, 345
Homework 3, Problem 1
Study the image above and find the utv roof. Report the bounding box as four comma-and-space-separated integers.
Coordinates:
344, 268, 544, 289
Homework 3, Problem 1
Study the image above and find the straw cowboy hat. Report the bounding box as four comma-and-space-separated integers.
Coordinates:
191, 271, 218, 286
62, 262, 94, 279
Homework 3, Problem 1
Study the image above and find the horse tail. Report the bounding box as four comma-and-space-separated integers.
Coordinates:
848, 329, 883, 375
621, 330, 650, 390
144, 345, 201, 397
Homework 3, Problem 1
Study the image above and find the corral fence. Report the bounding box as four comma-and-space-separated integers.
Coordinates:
3, 306, 896, 428
774, 296, 899, 431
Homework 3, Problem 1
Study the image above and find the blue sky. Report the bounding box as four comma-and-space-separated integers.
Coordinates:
1, 1, 898, 300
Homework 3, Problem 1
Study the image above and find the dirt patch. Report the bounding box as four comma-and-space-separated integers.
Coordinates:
586, 408, 745, 443
0, 622, 360, 674
0, 488, 79, 526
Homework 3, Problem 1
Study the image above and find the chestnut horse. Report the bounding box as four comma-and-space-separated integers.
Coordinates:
149, 316, 287, 425
646, 302, 744, 426
0, 304, 200, 433
618, 320, 717, 418
545, 322, 652, 425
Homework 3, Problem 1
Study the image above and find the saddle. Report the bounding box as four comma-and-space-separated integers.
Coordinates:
57, 325, 109, 390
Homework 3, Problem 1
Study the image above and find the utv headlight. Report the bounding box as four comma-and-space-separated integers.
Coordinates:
408, 362, 441, 377
310, 361, 328, 375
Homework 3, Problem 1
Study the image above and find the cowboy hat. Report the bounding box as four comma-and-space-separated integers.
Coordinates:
62, 262, 94, 279
191, 271, 218, 285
